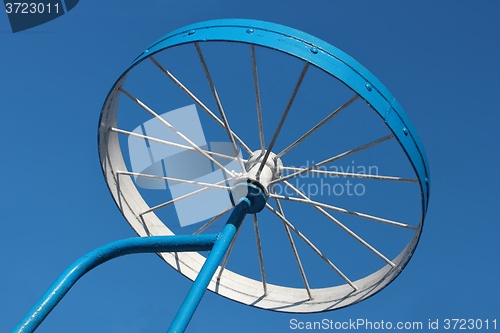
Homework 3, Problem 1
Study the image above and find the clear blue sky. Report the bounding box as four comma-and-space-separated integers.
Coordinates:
1, 1, 499, 332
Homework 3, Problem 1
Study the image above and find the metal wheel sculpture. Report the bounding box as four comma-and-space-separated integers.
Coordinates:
98, 19, 430, 313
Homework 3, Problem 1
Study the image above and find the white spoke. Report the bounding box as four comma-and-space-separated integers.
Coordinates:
266, 202, 358, 291
117, 171, 232, 191
140, 177, 234, 215
111, 127, 246, 162
281, 166, 418, 183
252, 214, 267, 295
271, 134, 395, 185
271, 189, 312, 299
257, 62, 310, 177
193, 206, 233, 235
194, 43, 247, 175
276, 95, 359, 159
149, 56, 252, 154
283, 181, 396, 268
217, 216, 246, 278
251, 45, 266, 152
119, 87, 236, 178
269, 193, 416, 230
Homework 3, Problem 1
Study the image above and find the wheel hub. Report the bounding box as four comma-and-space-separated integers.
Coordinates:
245, 150, 283, 192
229, 150, 283, 213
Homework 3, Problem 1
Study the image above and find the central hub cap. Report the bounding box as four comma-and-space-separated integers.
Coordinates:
229, 150, 283, 213
244, 150, 283, 194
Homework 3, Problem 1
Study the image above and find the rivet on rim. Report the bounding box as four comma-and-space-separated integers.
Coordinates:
310, 47, 318, 54
365, 84, 372, 91
188, 30, 196, 35
246, 28, 254, 34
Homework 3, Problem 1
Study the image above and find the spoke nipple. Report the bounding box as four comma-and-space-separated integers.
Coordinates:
310, 47, 318, 54
188, 30, 196, 35
246, 28, 254, 34
365, 83, 372, 91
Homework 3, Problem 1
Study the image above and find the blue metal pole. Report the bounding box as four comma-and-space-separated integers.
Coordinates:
167, 200, 250, 333
10, 234, 218, 333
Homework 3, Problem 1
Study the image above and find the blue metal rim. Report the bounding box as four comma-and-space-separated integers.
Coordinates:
102, 18, 430, 217
98, 19, 431, 313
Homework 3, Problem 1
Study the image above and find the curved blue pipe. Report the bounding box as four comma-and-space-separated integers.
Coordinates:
10, 234, 218, 333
